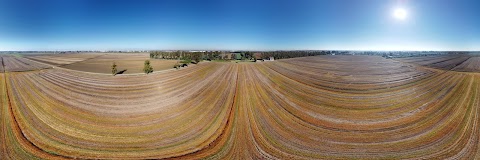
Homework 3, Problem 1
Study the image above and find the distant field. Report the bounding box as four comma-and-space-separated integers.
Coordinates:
395, 54, 480, 72
25, 53, 101, 65
0, 54, 52, 72
26, 53, 179, 74
453, 57, 480, 72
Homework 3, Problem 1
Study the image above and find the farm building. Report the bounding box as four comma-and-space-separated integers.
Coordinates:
264, 56, 274, 61
253, 53, 263, 61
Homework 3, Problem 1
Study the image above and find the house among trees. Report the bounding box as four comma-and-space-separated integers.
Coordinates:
219, 53, 233, 60
265, 56, 275, 61
253, 53, 263, 62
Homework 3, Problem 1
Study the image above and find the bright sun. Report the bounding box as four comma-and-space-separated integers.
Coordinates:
393, 8, 407, 20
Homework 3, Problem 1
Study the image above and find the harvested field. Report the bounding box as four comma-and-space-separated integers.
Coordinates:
396, 55, 476, 71
453, 57, 480, 72
1, 55, 52, 72
26, 53, 179, 74
1, 55, 480, 159
25, 53, 102, 66
0, 58, 3, 72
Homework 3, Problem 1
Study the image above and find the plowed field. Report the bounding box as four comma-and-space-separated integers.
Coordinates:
1, 55, 480, 159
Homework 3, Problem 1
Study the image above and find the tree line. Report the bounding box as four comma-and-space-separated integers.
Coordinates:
259, 51, 330, 60
150, 50, 332, 61
150, 51, 222, 61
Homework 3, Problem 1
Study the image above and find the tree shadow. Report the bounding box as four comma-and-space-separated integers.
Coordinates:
116, 69, 127, 75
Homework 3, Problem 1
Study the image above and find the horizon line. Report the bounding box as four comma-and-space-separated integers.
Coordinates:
1, 49, 479, 52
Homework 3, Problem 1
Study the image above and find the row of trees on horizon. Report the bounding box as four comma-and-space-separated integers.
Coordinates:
149, 50, 333, 61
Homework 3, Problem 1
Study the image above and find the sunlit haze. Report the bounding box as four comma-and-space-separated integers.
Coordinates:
393, 8, 407, 20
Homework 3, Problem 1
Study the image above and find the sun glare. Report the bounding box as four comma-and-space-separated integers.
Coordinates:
393, 8, 407, 20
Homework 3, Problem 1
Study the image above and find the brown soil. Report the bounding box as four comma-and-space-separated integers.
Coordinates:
28, 53, 179, 74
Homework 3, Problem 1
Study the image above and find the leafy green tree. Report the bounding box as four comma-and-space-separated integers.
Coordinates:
111, 62, 117, 76
143, 60, 153, 74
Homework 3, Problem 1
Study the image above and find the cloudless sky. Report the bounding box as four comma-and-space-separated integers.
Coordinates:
0, 0, 479, 51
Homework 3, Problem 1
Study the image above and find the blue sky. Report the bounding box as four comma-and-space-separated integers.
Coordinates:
0, 0, 479, 51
